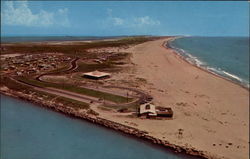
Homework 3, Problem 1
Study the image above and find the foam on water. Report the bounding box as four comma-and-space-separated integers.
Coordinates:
167, 37, 249, 88
222, 71, 242, 82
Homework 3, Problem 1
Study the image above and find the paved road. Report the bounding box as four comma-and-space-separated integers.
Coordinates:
14, 56, 151, 106
36, 57, 79, 82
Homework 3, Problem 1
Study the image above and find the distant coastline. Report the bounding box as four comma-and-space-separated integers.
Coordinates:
1, 35, 151, 43
1, 36, 118, 43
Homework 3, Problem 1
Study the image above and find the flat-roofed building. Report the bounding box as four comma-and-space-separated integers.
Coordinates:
156, 107, 173, 118
83, 70, 111, 80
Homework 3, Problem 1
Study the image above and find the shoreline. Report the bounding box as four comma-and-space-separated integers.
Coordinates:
0, 90, 209, 159
1, 37, 248, 159
163, 38, 249, 90
126, 37, 249, 159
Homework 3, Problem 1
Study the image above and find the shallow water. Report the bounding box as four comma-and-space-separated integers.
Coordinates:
0, 95, 196, 159
168, 37, 249, 87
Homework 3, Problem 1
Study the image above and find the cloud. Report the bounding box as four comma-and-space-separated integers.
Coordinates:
133, 16, 160, 26
106, 9, 123, 26
1, 1, 70, 27
113, 17, 124, 26
105, 9, 160, 28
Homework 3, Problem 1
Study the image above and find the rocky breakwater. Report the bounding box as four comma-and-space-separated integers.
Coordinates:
1, 87, 214, 159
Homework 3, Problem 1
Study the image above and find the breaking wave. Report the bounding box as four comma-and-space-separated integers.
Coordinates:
166, 39, 249, 88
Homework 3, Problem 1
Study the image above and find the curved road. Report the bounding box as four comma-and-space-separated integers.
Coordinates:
15, 56, 152, 106
36, 57, 79, 82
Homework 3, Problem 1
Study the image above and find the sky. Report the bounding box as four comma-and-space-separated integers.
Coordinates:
1, 1, 249, 37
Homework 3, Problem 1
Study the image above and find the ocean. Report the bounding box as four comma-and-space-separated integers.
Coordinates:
0, 95, 197, 159
168, 37, 249, 88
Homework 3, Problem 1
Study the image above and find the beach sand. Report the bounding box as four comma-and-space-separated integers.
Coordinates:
96, 38, 249, 159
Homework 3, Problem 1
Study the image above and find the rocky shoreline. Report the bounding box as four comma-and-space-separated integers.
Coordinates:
1, 88, 214, 159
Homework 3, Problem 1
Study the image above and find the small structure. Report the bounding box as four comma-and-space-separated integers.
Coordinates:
138, 103, 157, 118
83, 70, 111, 80
156, 107, 173, 118
138, 103, 174, 118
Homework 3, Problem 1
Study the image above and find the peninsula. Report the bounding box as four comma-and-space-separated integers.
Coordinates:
1, 36, 249, 159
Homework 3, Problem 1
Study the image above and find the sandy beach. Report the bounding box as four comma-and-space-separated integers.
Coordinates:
94, 37, 249, 159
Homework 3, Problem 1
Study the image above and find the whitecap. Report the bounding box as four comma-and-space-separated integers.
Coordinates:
222, 71, 242, 82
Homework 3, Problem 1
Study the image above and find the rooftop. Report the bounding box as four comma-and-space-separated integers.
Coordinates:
83, 70, 111, 78
139, 103, 157, 116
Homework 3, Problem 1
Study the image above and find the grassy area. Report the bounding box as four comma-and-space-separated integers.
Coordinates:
17, 77, 49, 87
0, 76, 34, 92
0, 76, 89, 108
74, 62, 115, 73
55, 96, 89, 109
17, 77, 133, 103
33, 90, 57, 100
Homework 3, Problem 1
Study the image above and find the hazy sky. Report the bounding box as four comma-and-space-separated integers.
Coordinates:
1, 1, 249, 36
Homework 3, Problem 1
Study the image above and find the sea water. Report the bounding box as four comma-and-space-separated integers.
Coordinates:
168, 37, 249, 88
0, 95, 197, 159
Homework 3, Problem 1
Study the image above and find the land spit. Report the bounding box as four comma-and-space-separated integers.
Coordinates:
1, 37, 248, 159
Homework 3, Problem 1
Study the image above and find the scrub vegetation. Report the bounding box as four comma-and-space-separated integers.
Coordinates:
1, 36, 156, 56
